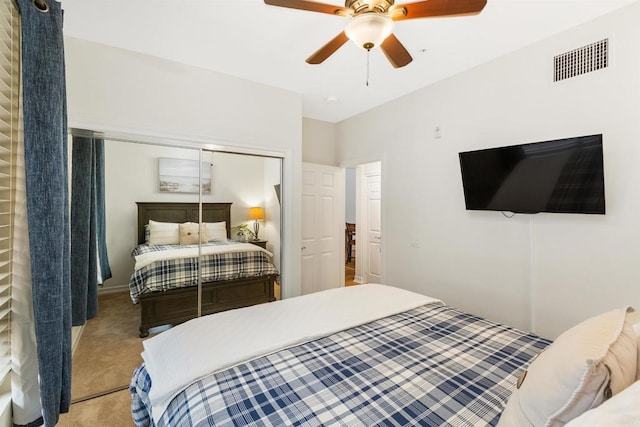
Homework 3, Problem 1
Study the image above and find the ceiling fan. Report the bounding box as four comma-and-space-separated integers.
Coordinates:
264, 0, 487, 68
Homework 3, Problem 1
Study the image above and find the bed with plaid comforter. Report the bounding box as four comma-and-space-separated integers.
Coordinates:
128, 241, 279, 303
130, 302, 551, 426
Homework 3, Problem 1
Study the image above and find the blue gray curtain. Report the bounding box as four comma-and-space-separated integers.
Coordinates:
17, 0, 71, 425
71, 136, 112, 326
94, 141, 111, 284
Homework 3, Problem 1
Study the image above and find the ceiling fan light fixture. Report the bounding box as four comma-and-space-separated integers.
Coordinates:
345, 13, 394, 50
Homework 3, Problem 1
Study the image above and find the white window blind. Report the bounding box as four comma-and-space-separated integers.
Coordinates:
0, 0, 19, 421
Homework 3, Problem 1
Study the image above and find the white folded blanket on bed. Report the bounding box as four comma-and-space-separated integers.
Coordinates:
142, 283, 443, 425
133, 242, 273, 270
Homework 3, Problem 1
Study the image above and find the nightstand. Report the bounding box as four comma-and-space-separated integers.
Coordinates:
234, 239, 268, 249
249, 240, 268, 249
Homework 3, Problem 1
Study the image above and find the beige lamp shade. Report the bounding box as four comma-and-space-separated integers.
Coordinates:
248, 207, 265, 220
248, 207, 265, 240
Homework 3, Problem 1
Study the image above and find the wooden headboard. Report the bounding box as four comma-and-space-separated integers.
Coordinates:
136, 202, 232, 244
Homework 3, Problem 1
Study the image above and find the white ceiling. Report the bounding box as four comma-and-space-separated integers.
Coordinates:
61, 0, 636, 123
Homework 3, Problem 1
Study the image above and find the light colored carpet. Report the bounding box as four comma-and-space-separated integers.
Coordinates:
59, 389, 133, 427
71, 292, 145, 401
67, 285, 282, 424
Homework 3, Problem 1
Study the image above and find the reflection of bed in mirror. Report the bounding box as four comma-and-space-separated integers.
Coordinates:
131, 202, 279, 338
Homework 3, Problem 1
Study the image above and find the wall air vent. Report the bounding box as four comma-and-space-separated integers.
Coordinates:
554, 38, 608, 82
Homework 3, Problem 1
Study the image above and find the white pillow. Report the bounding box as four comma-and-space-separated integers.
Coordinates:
630, 311, 640, 381
147, 220, 180, 245
498, 307, 638, 427
637, 326, 640, 382
205, 221, 227, 242
565, 380, 640, 426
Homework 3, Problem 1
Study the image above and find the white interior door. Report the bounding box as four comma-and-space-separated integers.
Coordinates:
301, 163, 345, 295
359, 162, 382, 284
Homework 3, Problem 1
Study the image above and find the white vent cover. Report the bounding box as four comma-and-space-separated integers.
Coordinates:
554, 38, 608, 82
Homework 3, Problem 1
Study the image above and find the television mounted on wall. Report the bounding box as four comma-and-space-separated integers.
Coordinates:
458, 134, 605, 214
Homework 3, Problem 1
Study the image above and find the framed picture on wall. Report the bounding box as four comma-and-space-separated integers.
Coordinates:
158, 157, 211, 194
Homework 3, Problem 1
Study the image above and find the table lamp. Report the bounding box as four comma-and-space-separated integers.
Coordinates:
248, 207, 265, 240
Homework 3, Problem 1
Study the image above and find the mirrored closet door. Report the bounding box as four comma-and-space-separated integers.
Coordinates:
69, 134, 203, 403
197, 150, 283, 316
68, 134, 284, 405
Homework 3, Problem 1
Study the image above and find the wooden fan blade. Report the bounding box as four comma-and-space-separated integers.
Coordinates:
391, 0, 487, 21
264, 0, 350, 16
380, 34, 412, 68
306, 31, 349, 65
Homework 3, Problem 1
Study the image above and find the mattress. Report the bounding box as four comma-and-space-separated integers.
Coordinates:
129, 285, 550, 426
128, 241, 279, 303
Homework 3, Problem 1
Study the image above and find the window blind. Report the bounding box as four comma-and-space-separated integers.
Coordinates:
0, 0, 19, 420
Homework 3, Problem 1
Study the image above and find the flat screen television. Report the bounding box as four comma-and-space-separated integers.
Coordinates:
458, 134, 605, 214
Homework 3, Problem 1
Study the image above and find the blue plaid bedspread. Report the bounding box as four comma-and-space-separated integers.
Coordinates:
129, 241, 279, 303
130, 303, 551, 426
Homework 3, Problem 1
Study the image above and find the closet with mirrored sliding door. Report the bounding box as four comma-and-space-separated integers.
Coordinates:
67, 132, 283, 407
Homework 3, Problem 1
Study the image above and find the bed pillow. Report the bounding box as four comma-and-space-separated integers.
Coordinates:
631, 311, 640, 380
205, 221, 227, 242
147, 220, 180, 245
179, 222, 209, 245
565, 379, 640, 426
637, 326, 640, 381
497, 307, 638, 427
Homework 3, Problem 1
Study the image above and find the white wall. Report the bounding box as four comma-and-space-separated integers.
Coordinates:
65, 37, 302, 298
336, 2, 640, 339
206, 151, 271, 229
302, 117, 337, 165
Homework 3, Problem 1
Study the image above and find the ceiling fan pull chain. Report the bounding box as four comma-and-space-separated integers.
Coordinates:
366, 49, 370, 87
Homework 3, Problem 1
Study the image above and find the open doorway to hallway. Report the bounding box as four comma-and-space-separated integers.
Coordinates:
345, 167, 357, 286
345, 161, 382, 286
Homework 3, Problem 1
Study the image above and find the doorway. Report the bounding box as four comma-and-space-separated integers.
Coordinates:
345, 167, 357, 286
345, 161, 382, 286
